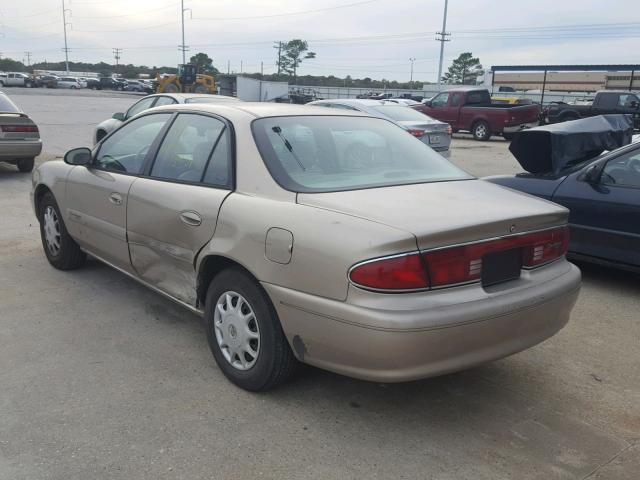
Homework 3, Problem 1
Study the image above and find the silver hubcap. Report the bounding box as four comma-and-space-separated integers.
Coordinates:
43, 206, 61, 256
214, 291, 260, 371
475, 124, 487, 137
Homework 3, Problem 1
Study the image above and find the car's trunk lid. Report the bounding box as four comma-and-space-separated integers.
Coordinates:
297, 179, 568, 251
0, 113, 39, 141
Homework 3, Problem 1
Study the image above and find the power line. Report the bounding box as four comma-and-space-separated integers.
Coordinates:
192, 0, 380, 21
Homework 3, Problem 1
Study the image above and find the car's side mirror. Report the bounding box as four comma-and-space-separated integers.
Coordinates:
64, 147, 92, 166
423, 100, 433, 107
582, 164, 600, 184
112, 112, 126, 121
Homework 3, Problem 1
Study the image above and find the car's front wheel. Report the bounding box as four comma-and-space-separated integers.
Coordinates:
17, 157, 34, 172
39, 192, 86, 270
204, 268, 297, 391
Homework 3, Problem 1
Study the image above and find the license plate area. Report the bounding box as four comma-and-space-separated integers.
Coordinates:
481, 248, 522, 287
429, 135, 441, 144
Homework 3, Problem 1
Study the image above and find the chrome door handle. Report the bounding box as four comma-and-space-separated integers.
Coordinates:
109, 193, 123, 205
179, 210, 202, 226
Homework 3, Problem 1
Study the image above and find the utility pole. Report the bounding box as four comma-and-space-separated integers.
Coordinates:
436, 0, 450, 87
113, 48, 122, 66
61, 0, 71, 73
409, 57, 415, 85
274, 41, 283, 76
227, 60, 230, 74
178, 0, 192, 64
25, 51, 32, 66
261, 61, 264, 79
240, 60, 243, 73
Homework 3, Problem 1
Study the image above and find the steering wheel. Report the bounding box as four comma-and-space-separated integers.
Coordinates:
628, 157, 640, 174
99, 154, 127, 172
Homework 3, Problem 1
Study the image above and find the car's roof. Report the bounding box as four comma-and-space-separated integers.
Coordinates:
312, 99, 387, 107
150, 102, 371, 118
148, 93, 239, 102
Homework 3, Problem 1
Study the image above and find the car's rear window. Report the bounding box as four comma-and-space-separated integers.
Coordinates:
0, 94, 20, 113
369, 105, 429, 122
252, 116, 472, 193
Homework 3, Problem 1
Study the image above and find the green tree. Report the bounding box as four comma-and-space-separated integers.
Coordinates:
443, 52, 484, 85
279, 39, 316, 81
189, 52, 219, 75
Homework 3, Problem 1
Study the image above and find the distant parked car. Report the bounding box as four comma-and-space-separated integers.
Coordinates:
93, 93, 240, 143
309, 99, 452, 155
76, 77, 88, 88
36, 75, 59, 88
57, 77, 82, 89
85, 78, 101, 89
0, 72, 35, 88
0, 91, 42, 172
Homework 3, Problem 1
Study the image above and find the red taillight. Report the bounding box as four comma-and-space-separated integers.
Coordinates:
349, 254, 428, 290
521, 227, 570, 267
349, 226, 569, 291
407, 128, 425, 137
0, 125, 38, 133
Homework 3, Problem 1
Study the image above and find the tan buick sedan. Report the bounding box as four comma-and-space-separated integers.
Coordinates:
31, 103, 581, 391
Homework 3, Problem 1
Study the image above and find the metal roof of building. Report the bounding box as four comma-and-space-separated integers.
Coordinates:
491, 65, 640, 72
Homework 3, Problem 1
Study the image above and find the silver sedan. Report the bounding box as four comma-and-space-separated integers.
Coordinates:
0, 91, 42, 172
94, 93, 240, 143
309, 98, 452, 154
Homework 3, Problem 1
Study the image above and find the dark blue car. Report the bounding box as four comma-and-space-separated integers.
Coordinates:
485, 116, 639, 272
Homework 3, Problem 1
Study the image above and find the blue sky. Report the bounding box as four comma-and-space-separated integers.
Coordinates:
1, 0, 639, 82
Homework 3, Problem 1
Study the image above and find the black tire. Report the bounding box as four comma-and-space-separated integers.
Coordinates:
502, 132, 515, 141
204, 268, 297, 391
38, 192, 86, 270
17, 157, 35, 172
472, 120, 491, 141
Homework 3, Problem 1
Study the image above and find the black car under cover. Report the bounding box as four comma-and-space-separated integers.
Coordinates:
509, 114, 634, 175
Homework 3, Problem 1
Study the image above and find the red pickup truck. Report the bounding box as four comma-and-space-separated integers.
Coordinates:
412, 87, 541, 141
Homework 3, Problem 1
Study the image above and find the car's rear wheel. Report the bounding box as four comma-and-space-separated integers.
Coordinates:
17, 157, 35, 172
204, 268, 297, 391
472, 120, 491, 141
39, 192, 86, 270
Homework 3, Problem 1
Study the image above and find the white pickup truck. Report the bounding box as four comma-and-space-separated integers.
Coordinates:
0, 72, 35, 88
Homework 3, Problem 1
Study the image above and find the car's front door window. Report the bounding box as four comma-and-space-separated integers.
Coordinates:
431, 93, 449, 107
95, 113, 171, 174
601, 150, 640, 188
125, 97, 156, 119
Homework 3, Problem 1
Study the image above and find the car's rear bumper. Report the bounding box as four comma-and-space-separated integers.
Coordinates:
0, 139, 42, 160
263, 260, 580, 383
503, 121, 539, 133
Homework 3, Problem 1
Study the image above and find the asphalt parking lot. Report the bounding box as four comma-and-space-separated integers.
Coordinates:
1, 88, 639, 480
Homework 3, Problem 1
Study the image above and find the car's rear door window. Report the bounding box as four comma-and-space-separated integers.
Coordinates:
126, 97, 156, 119
252, 116, 471, 193
149, 113, 226, 184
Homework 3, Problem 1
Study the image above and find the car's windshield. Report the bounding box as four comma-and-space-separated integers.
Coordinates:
252, 116, 472, 193
0, 94, 21, 113
370, 105, 430, 122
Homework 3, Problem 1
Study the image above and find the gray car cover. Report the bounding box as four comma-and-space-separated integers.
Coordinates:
509, 114, 634, 174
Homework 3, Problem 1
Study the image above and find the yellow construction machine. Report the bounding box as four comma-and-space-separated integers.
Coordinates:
156, 64, 216, 94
